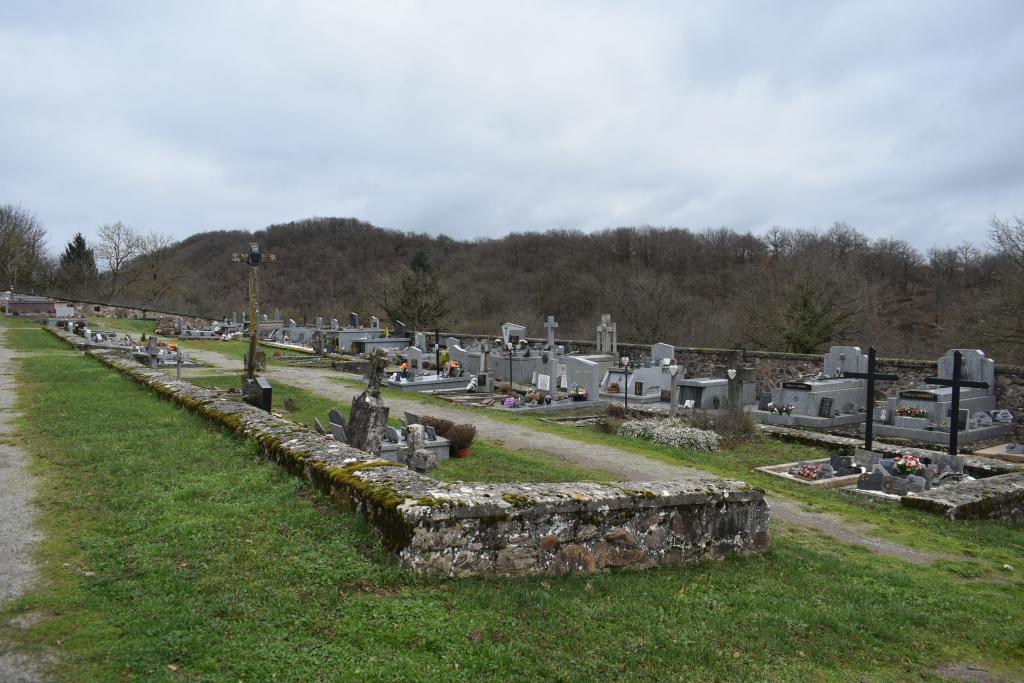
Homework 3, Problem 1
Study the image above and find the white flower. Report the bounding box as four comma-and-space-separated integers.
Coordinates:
618, 419, 721, 452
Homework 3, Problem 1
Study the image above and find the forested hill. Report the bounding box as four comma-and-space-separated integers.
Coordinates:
103, 217, 1024, 363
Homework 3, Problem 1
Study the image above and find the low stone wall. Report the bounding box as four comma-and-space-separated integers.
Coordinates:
45, 326, 770, 577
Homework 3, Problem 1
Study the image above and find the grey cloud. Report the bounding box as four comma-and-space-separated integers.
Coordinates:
1, 1, 1023, 251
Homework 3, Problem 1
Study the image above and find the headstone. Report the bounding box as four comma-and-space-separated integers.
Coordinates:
315, 316, 324, 329
331, 318, 339, 329
330, 422, 348, 442
823, 346, 868, 378
346, 349, 390, 454
370, 315, 380, 329
596, 314, 617, 355
400, 424, 440, 473
651, 343, 674, 364
383, 426, 401, 443
404, 411, 421, 426
314, 417, 326, 435
349, 312, 360, 328
329, 409, 346, 428
544, 315, 559, 350
857, 465, 887, 491
242, 376, 273, 412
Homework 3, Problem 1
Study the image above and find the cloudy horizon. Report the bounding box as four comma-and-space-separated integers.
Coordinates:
2, 1, 1023, 254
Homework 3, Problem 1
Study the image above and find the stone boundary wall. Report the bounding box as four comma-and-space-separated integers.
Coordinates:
449, 332, 1024, 418
44, 326, 770, 577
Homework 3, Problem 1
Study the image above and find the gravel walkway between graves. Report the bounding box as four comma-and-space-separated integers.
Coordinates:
0, 326, 51, 682
183, 347, 963, 565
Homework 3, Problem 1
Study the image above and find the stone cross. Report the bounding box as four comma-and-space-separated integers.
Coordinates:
366, 348, 389, 397
544, 315, 558, 350
843, 346, 899, 451
924, 350, 989, 455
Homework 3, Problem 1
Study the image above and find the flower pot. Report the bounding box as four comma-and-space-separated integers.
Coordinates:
607, 385, 620, 394
454, 448, 472, 458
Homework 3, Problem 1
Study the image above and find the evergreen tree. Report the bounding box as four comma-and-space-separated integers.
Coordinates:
54, 232, 99, 298
380, 250, 448, 330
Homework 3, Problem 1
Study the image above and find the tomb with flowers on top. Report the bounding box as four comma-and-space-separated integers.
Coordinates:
750, 346, 872, 428
871, 348, 1013, 445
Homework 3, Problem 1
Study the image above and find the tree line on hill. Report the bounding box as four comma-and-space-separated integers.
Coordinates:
4, 202, 1024, 363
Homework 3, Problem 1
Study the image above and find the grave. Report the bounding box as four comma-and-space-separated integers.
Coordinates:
346, 350, 390, 454
751, 346, 872, 428
378, 420, 451, 471
596, 314, 617, 355
598, 344, 679, 405
384, 338, 480, 392
872, 349, 1013, 446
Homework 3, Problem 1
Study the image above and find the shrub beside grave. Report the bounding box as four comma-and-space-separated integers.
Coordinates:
619, 419, 721, 452
447, 423, 478, 456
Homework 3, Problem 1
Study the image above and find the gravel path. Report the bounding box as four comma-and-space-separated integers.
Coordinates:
0, 326, 49, 682
183, 347, 962, 565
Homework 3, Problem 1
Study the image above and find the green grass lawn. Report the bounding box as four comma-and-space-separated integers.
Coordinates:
4, 321, 1024, 681
86, 316, 155, 335
187, 373, 612, 484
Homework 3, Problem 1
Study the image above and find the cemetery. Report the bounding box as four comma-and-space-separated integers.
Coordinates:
871, 348, 1014, 445
10, 294, 1024, 679
750, 345, 875, 428
42, 322, 772, 576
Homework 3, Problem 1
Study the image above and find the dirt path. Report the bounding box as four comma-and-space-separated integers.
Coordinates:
0, 326, 49, 682
183, 347, 962, 565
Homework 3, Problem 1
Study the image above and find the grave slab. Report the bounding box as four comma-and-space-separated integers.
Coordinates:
901, 473, 1024, 522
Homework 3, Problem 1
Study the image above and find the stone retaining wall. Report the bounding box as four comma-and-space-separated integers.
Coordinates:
45, 326, 770, 577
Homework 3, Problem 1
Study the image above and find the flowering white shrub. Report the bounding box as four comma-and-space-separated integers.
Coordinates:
618, 419, 721, 452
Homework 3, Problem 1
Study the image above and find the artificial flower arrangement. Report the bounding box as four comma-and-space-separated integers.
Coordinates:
767, 402, 795, 415
502, 396, 517, 408
893, 453, 922, 475
569, 385, 588, 400
792, 463, 822, 480
895, 406, 928, 418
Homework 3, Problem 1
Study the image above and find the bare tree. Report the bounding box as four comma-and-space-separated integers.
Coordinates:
989, 214, 1024, 271
0, 204, 49, 290
96, 221, 143, 298
130, 231, 180, 306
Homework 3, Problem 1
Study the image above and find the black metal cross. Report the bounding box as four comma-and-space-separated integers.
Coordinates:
843, 346, 899, 451
923, 350, 989, 456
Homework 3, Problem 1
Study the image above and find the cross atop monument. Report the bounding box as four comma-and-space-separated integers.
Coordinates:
843, 346, 899, 451
924, 349, 990, 455
544, 315, 559, 350
231, 242, 276, 381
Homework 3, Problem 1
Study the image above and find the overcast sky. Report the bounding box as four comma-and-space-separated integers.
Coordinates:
2, 1, 1023, 252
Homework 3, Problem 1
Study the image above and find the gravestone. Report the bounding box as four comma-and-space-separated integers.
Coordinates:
651, 343, 674, 364
596, 314, 617, 355
346, 349, 390, 454
544, 315, 558, 350
242, 376, 273, 412
401, 424, 441, 473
